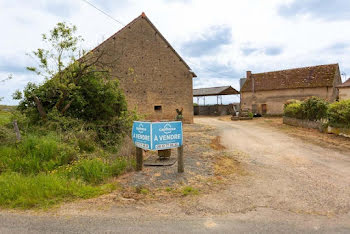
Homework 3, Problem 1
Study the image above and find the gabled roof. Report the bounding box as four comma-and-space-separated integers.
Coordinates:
193, 86, 239, 97
241, 64, 339, 92
90, 12, 196, 77
338, 78, 350, 88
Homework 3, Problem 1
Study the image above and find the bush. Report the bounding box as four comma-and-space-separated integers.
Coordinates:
0, 172, 114, 209
328, 100, 350, 128
301, 97, 328, 121
0, 126, 16, 145
284, 97, 328, 121
284, 102, 303, 119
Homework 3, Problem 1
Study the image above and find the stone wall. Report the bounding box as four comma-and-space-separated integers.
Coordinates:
283, 116, 324, 131
339, 87, 350, 100
92, 15, 194, 123
194, 104, 235, 116
241, 87, 334, 115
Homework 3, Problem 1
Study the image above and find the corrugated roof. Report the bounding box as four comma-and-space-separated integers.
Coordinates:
338, 78, 350, 88
193, 86, 239, 97
241, 64, 339, 92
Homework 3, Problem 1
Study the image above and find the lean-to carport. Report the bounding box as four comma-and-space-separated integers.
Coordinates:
193, 86, 240, 105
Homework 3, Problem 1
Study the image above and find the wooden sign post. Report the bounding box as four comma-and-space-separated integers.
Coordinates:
136, 147, 143, 171
132, 121, 184, 173
177, 145, 184, 173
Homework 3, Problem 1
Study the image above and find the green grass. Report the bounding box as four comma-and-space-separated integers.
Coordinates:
0, 172, 114, 209
0, 130, 134, 209
0, 111, 11, 126
181, 186, 199, 196
0, 134, 77, 175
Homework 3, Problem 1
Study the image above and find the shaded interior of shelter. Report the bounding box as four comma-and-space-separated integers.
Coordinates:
193, 86, 240, 116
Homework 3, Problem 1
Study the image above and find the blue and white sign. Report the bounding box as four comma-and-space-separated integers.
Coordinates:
132, 121, 151, 150
152, 122, 183, 150
132, 121, 183, 150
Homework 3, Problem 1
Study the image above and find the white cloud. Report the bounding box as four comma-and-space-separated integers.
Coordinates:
1, 0, 350, 105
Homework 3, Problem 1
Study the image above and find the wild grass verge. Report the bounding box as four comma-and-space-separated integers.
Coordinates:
0, 172, 114, 209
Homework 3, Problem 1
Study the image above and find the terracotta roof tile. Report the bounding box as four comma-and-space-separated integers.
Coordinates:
338, 78, 350, 88
241, 64, 339, 92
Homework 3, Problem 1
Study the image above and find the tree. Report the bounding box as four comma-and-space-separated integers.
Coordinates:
15, 22, 127, 122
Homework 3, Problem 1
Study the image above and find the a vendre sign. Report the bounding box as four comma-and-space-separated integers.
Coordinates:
132, 121, 183, 150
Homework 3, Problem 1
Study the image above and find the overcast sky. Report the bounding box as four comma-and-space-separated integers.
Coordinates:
1, 0, 350, 105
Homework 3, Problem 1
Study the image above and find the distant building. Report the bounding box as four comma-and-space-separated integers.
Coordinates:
89, 13, 196, 123
240, 64, 342, 115
337, 78, 350, 100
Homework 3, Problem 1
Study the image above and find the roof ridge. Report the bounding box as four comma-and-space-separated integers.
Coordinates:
252, 63, 338, 76
194, 85, 231, 90
88, 12, 196, 77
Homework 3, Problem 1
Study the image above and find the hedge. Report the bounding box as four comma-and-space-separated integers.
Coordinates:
284, 97, 328, 121
284, 97, 350, 128
328, 99, 350, 128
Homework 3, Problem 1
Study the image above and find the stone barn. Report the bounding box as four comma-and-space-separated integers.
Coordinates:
240, 64, 342, 115
88, 13, 196, 123
338, 78, 350, 100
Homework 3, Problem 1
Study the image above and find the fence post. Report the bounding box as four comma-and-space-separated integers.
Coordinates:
136, 147, 143, 171
12, 120, 21, 142
177, 145, 184, 173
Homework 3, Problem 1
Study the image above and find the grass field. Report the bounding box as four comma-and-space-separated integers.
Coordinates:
0, 108, 134, 209
0, 111, 11, 126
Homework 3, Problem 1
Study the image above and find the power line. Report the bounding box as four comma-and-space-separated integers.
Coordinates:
80, 0, 124, 26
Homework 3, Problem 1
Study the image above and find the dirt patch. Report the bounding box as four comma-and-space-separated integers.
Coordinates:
210, 136, 226, 150
258, 117, 350, 152
214, 154, 246, 177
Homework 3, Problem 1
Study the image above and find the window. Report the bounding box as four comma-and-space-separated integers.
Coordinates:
154, 105, 162, 111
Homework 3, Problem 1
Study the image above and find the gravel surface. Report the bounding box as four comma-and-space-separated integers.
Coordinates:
1, 116, 350, 233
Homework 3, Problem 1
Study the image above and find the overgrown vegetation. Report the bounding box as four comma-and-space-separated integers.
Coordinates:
328, 99, 350, 128
284, 97, 350, 128
284, 97, 328, 121
0, 22, 137, 209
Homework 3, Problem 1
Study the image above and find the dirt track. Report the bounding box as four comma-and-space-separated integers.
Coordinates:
194, 117, 350, 219
1, 117, 350, 233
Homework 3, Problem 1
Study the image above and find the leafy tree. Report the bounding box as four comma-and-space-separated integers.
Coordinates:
15, 22, 127, 122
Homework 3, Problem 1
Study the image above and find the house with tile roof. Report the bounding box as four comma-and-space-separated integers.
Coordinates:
87, 13, 196, 123
337, 78, 350, 100
240, 64, 342, 115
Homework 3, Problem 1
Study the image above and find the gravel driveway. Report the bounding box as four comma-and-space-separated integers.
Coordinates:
1, 117, 350, 233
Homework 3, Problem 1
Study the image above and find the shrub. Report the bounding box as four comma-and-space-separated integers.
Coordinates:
284, 97, 328, 121
284, 102, 303, 119
301, 97, 328, 121
284, 99, 300, 109
0, 126, 16, 145
328, 100, 350, 128
0, 172, 114, 209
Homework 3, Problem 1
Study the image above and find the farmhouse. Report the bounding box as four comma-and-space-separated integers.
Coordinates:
240, 64, 342, 115
338, 78, 350, 100
89, 13, 196, 123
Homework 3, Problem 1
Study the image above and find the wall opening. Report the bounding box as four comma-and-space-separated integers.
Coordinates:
154, 105, 162, 111
261, 104, 267, 115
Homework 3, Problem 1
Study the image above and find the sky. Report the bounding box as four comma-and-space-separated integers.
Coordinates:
1, 0, 350, 105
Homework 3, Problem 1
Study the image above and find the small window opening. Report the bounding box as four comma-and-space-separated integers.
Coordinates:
154, 105, 162, 111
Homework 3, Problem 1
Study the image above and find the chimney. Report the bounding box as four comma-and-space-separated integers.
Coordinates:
246, 71, 255, 93
246, 71, 252, 79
